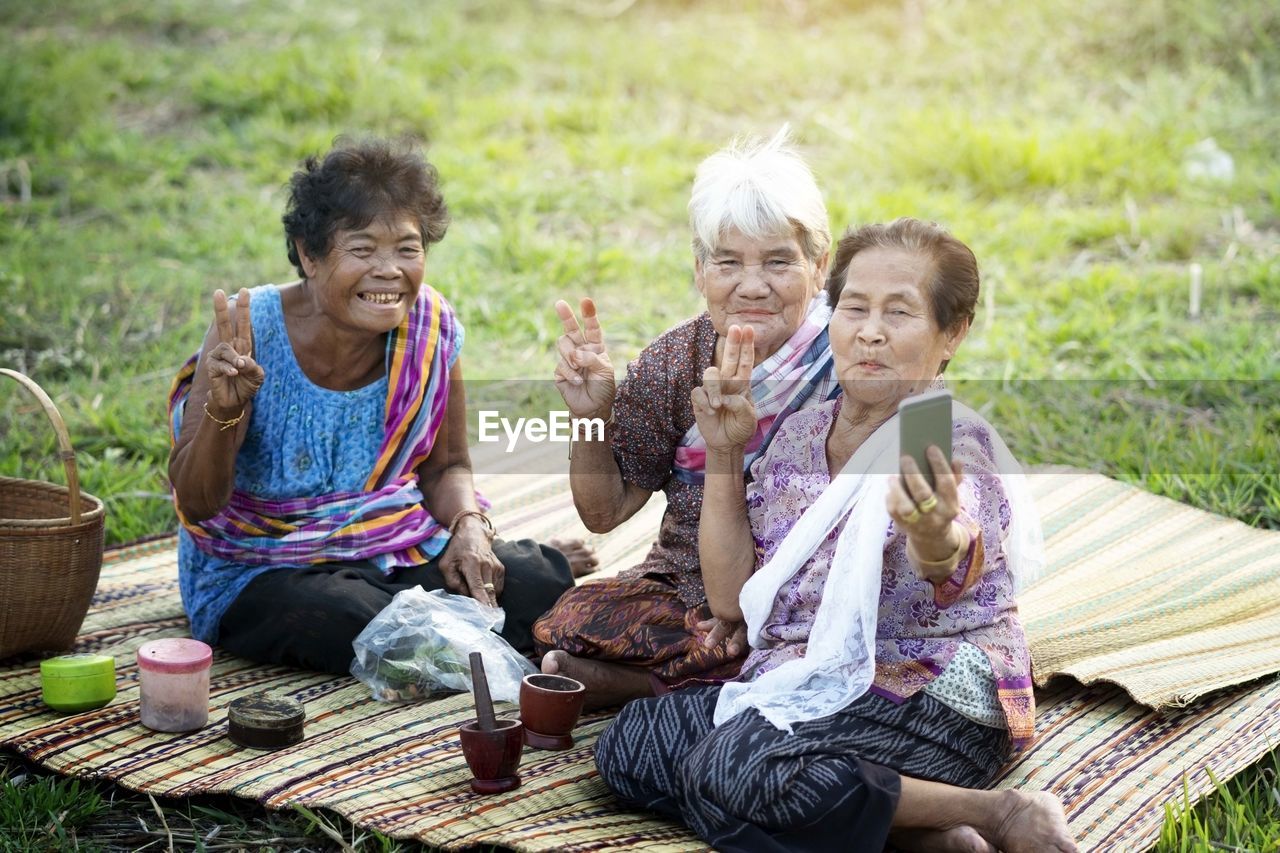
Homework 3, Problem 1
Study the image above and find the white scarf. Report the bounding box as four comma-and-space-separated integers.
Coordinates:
712, 398, 1044, 731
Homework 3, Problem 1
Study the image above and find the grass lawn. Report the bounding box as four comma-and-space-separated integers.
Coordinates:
2, 0, 1278, 849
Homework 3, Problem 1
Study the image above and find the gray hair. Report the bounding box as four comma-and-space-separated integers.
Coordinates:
688, 125, 830, 264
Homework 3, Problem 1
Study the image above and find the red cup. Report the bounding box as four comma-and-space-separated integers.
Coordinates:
458, 718, 524, 794
519, 673, 586, 750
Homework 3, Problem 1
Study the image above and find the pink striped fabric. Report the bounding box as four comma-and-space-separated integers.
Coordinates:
166, 286, 477, 570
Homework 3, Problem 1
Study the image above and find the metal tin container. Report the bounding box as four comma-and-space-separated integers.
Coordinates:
227, 693, 305, 750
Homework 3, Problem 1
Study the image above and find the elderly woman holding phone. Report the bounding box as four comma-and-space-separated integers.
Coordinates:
533, 130, 841, 707
167, 137, 574, 674
595, 219, 1076, 852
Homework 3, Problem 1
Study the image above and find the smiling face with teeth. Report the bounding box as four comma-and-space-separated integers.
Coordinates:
295, 213, 427, 335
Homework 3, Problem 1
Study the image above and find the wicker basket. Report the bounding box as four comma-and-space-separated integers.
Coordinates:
0, 368, 106, 659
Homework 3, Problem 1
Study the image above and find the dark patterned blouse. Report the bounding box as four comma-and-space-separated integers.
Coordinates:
611, 313, 718, 608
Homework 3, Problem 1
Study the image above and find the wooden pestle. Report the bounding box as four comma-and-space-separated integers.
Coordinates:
468, 652, 497, 732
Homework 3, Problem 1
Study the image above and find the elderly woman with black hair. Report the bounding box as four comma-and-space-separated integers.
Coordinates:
594, 219, 1076, 852
167, 138, 575, 674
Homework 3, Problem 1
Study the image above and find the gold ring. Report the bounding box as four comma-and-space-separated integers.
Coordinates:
904, 508, 922, 525
918, 494, 939, 514
482, 582, 496, 591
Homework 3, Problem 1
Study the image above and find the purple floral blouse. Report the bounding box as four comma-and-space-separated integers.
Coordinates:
739, 397, 1035, 748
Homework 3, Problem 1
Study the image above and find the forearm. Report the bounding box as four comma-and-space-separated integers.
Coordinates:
699, 446, 755, 622
568, 422, 646, 532
419, 462, 482, 526
168, 393, 250, 522
904, 432, 1007, 597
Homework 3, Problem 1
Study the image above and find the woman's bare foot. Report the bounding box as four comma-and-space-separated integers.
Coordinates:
982, 790, 1077, 853
547, 536, 599, 577
894, 779, 1076, 853
541, 650, 652, 710
891, 826, 995, 853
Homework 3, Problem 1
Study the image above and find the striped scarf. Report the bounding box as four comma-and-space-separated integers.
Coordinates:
672, 295, 839, 485
167, 287, 471, 570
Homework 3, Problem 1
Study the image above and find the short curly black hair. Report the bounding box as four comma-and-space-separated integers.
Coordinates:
283, 136, 449, 278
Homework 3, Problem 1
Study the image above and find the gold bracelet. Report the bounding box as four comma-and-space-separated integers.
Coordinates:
203, 401, 245, 431
448, 509, 496, 541
908, 522, 970, 571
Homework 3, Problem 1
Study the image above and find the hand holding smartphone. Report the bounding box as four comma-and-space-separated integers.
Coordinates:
898, 389, 952, 490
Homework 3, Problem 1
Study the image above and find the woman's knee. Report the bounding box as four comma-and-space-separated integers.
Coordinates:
495, 539, 573, 606
596, 691, 709, 784
594, 703, 647, 791
593, 720, 625, 788
679, 731, 756, 815
677, 723, 810, 828
219, 566, 391, 673
529, 582, 593, 648
680, 731, 894, 835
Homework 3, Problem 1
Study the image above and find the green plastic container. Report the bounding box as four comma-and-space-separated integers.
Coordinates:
40, 654, 116, 712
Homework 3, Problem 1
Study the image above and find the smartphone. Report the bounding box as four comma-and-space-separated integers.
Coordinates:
898, 389, 952, 491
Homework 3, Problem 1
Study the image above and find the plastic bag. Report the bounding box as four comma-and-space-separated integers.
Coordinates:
350, 587, 536, 704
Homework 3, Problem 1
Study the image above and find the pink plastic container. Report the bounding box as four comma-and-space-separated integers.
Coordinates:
137, 638, 212, 732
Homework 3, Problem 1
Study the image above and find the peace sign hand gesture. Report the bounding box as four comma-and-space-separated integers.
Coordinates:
206, 288, 264, 415
691, 325, 758, 452
553, 298, 616, 420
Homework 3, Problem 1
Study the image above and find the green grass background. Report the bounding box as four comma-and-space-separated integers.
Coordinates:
1, 0, 1277, 849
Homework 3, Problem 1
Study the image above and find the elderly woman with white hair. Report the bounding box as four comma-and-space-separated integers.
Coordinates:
534, 130, 840, 708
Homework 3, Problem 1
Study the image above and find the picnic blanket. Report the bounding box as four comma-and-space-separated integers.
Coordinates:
1022, 469, 1280, 707
3, 456, 1280, 851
